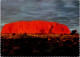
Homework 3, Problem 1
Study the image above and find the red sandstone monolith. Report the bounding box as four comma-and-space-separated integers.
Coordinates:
1, 20, 71, 34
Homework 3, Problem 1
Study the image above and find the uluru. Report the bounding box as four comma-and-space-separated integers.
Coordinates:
1, 20, 71, 34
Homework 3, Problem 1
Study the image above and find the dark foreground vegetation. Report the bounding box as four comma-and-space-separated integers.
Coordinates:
1, 31, 79, 56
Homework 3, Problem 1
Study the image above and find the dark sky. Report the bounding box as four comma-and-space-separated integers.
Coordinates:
1, 0, 79, 32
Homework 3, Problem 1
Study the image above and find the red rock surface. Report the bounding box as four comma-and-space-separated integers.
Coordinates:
1, 20, 71, 34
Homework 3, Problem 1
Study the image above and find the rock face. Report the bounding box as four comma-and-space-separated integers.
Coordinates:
1, 20, 71, 34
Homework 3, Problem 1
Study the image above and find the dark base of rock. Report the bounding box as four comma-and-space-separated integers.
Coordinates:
1, 33, 79, 56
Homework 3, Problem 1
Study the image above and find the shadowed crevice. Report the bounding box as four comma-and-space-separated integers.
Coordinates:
49, 25, 53, 33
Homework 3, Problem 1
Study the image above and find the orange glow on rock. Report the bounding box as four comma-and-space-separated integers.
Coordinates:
1, 20, 71, 34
